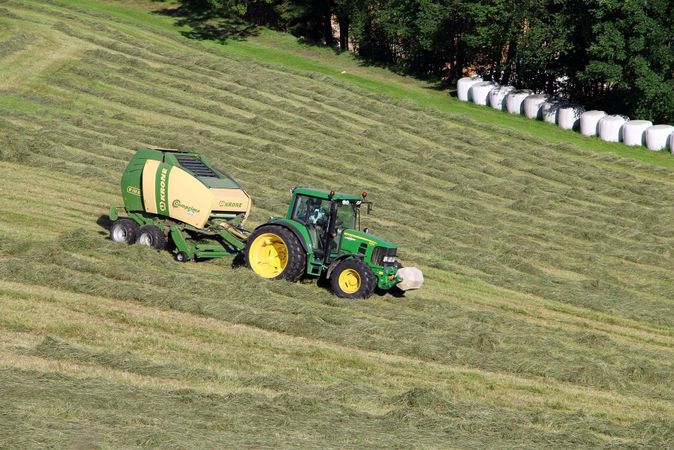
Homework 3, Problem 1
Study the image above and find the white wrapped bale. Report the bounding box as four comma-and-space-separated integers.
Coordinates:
645, 125, 674, 151
505, 90, 533, 114
541, 100, 562, 124
558, 105, 584, 130
622, 120, 652, 146
671, 132, 674, 154
457, 76, 483, 102
598, 115, 629, 142
523, 94, 549, 120
469, 81, 497, 106
488, 85, 515, 110
396, 267, 424, 291
580, 110, 607, 136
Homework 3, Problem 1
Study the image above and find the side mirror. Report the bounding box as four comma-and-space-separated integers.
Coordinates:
363, 227, 369, 234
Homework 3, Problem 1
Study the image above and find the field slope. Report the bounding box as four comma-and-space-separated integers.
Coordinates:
1, 1, 673, 448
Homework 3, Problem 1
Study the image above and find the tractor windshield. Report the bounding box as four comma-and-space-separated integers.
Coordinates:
335, 201, 357, 230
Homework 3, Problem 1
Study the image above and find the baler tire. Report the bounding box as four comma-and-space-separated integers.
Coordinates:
330, 259, 376, 299
138, 225, 166, 250
175, 251, 190, 263
245, 225, 306, 282
110, 218, 140, 245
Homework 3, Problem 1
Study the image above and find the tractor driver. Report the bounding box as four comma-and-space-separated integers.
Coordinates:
306, 198, 326, 226
303, 197, 327, 252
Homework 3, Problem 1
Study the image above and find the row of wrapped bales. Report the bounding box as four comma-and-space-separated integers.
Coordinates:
457, 76, 674, 152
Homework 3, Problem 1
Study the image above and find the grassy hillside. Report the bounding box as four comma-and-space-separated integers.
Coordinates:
1, 0, 673, 448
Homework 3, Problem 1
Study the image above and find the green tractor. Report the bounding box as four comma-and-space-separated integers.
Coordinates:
109, 148, 423, 298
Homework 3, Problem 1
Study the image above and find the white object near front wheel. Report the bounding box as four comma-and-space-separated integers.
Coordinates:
396, 267, 424, 291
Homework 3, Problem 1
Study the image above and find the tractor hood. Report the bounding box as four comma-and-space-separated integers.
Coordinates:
341, 229, 395, 249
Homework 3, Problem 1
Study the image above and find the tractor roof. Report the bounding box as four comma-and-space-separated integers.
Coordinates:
292, 186, 365, 202
147, 146, 182, 152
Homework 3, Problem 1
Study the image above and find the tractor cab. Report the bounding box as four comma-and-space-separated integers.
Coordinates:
286, 187, 369, 261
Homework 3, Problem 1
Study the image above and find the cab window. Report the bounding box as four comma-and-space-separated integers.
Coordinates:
292, 195, 328, 226
335, 202, 356, 230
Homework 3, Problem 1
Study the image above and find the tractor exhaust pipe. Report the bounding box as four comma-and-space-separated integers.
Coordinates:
396, 267, 424, 291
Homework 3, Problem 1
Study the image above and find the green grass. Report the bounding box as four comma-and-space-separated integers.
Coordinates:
1, 0, 674, 448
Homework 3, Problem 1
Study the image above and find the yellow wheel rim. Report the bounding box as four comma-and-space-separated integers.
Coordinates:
338, 268, 361, 294
249, 232, 288, 278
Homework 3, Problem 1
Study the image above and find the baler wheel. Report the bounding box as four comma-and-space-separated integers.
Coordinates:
110, 218, 140, 245
138, 225, 166, 250
245, 225, 305, 281
175, 251, 190, 263
330, 259, 376, 299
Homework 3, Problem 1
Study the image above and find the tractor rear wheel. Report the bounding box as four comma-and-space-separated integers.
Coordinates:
110, 218, 140, 245
138, 224, 166, 250
245, 225, 305, 281
330, 259, 376, 299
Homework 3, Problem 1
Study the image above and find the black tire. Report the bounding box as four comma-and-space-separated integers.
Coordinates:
138, 224, 166, 250
110, 218, 140, 245
245, 224, 306, 282
175, 251, 190, 263
330, 259, 377, 299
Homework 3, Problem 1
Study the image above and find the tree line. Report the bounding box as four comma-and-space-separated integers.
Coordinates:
181, 0, 674, 123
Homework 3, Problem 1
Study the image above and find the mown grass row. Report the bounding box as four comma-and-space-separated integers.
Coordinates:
2, 279, 673, 448
1, 0, 673, 447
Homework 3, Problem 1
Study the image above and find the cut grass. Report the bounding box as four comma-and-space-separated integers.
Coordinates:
0, 0, 673, 448
58, 0, 674, 168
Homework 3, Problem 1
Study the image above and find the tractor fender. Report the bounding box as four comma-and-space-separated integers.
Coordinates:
254, 220, 309, 253
326, 254, 364, 279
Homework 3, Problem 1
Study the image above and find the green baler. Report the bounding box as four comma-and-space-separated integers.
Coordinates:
110, 148, 423, 298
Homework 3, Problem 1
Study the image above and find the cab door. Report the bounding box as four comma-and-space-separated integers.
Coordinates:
290, 195, 329, 256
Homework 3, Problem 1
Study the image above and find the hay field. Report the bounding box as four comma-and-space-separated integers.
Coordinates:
1, 1, 673, 448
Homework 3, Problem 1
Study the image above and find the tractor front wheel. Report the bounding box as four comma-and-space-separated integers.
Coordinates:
110, 218, 140, 245
245, 225, 305, 281
330, 259, 376, 299
138, 225, 166, 250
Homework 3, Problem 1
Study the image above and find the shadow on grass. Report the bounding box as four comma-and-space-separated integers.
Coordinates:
100, 213, 249, 267
96, 214, 112, 236
316, 275, 407, 300
154, 3, 259, 43
353, 56, 454, 90
150, 1, 456, 96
